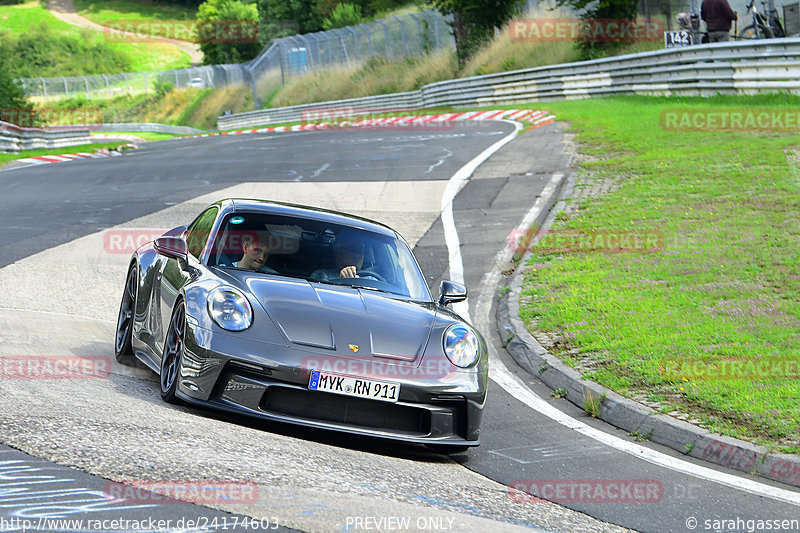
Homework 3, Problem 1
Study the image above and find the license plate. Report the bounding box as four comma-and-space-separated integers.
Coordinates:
308, 370, 400, 403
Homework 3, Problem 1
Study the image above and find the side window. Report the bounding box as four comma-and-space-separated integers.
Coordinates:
185, 207, 218, 260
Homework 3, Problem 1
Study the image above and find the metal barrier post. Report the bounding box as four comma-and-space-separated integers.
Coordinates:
409, 13, 423, 52
394, 16, 408, 56
346, 26, 360, 60
376, 20, 390, 57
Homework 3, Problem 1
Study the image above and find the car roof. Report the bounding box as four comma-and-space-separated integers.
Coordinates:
225, 198, 398, 238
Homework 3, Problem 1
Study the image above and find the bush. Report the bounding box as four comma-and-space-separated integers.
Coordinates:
197, 0, 260, 65
0, 23, 130, 78
154, 78, 175, 97
322, 3, 363, 30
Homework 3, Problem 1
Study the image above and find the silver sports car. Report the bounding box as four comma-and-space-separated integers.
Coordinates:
115, 199, 487, 451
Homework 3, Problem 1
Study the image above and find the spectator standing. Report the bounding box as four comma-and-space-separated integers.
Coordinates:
701, 0, 738, 41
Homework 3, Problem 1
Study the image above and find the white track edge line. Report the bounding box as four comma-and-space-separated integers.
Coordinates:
441, 119, 523, 320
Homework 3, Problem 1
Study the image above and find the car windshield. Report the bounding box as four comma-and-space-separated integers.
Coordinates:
209, 212, 431, 301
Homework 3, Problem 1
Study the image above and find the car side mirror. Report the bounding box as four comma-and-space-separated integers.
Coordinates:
438, 280, 467, 306
154, 236, 189, 269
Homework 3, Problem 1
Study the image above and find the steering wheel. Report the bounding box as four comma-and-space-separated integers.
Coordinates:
357, 269, 387, 282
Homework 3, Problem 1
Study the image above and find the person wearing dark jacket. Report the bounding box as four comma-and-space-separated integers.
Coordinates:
701, 0, 738, 41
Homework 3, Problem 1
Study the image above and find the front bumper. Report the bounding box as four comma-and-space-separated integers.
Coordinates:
177, 324, 487, 446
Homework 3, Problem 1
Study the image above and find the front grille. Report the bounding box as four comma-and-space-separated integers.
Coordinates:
261, 387, 429, 434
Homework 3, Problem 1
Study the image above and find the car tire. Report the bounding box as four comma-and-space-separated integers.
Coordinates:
114, 264, 138, 364
160, 300, 186, 404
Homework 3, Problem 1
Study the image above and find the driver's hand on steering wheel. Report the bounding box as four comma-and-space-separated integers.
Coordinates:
339, 265, 358, 278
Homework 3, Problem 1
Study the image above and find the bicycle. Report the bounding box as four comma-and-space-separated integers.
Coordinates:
765, 0, 786, 36
738, 0, 775, 39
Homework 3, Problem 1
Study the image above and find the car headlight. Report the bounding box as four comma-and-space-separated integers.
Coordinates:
443, 323, 480, 368
207, 287, 252, 331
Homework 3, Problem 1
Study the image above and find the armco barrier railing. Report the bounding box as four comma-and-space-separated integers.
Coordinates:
95, 123, 203, 135
0, 121, 91, 153
218, 38, 800, 130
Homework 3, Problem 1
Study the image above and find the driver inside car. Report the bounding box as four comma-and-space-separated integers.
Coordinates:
234, 230, 278, 274
310, 232, 377, 281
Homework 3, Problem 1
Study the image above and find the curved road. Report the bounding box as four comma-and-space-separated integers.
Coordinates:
0, 122, 798, 532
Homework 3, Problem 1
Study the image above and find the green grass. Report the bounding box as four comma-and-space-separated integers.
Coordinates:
106, 41, 188, 72
74, 0, 196, 24
518, 94, 800, 452
0, 1, 55, 33
0, 1, 188, 74
43, 84, 252, 130
74, 0, 197, 42
0, 142, 130, 166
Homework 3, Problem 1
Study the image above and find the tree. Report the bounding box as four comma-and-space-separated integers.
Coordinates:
322, 3, 364, 30
432, 0, 525, 66
0, 70, 30, 116
555, 0, 640, 59
196, 0, 261, 65
0, 53, 33, 126
257, 0, 323, 42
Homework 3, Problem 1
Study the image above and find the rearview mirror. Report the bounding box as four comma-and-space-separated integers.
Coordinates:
438, 280, 467, 306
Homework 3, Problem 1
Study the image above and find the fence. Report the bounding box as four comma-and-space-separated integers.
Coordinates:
19, 64, 248, 103
217, 38, 800, 130
18, 1, 800, 107
19, 10, 453, 105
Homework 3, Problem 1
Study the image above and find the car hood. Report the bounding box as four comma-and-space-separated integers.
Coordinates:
240, 275, 437, 364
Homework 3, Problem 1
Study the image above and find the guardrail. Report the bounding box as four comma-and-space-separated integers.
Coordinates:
218, 38, 800, 130
0, 121, 92, 153
95, 123, 204, 135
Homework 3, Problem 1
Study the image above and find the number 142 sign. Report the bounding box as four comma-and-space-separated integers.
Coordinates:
665, 30, 693, 47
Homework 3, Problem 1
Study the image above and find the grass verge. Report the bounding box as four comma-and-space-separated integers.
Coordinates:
44, 85, 252, 130
518, 95, 800, 453
74, 0, 196, 25
0, 1, 188, 75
